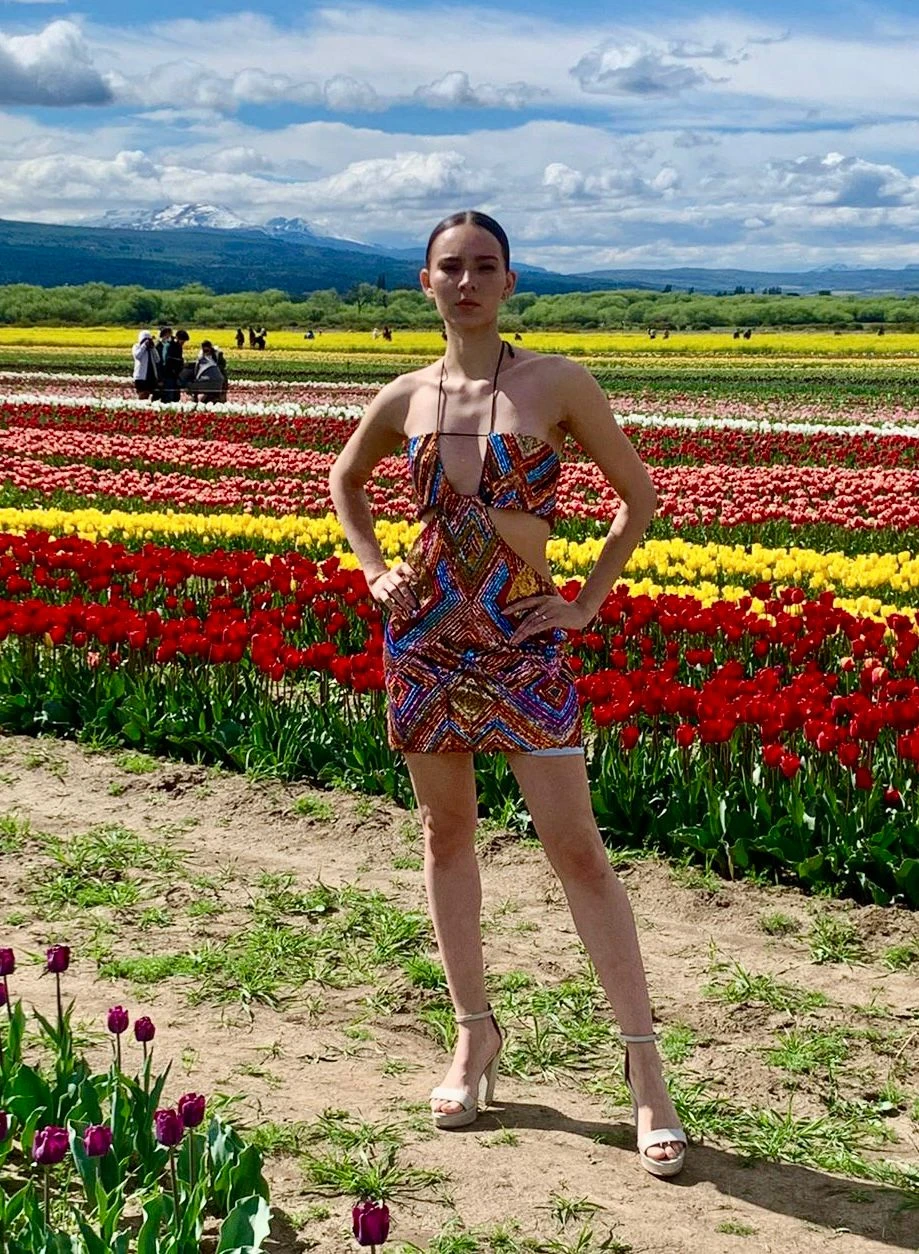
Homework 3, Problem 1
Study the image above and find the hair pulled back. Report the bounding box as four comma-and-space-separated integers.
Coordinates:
425, 210, 510, 271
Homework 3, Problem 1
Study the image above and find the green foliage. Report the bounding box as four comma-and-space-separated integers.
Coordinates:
3, 279, 919, 328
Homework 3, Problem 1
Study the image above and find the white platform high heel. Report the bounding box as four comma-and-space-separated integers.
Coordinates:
430, 1006, 503, 1130
621, 1032, 687, 1178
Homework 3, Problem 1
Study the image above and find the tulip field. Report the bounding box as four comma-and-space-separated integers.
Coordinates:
0, 347, 918, 911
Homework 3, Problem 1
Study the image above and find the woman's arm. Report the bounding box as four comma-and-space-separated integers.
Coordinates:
509, 360, 657, 644
328, 377, 418, 611
559, 360, 658, 618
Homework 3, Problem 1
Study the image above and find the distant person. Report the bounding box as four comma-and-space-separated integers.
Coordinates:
161, 329, 189, 402
733, 330, 741, 340
304, 329, 315, 340
662, 329, 670, 340
248, 326, 257, 349
647, 328, 656, 339
236, 327, 245, 349
371, 327, 380, 340
743, 328, 752, 340
514, 331, 522, 342
194, 341, 228, 404
132, 330, 161, 400
255, 334, 266, 350
382, 325, 392, 341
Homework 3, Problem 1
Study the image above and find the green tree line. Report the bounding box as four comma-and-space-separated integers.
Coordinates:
1, 281, 919, 331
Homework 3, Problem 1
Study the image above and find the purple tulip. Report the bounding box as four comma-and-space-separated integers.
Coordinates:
153, 1108, 183, 1147
45, 945, 70, 974
134, 1015, 156, 1043
0, 1111, 9, 1141
352, 1200, 390, 1247
0, 982, 6, 1008
83, 1124, 113, 1157
107, 1005, 129, 1035
177, 1092, 206, 1128
0, 948, 14, 976
32, 1125, 69, 1166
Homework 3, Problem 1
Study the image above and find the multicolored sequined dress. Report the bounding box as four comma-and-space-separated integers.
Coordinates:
383, 343, 582, 754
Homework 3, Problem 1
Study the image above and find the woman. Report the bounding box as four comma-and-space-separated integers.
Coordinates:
329, 211, 686, 1177
131, 330, 161, 400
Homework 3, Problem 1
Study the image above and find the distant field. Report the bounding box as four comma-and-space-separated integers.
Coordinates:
3, 326, 919, 357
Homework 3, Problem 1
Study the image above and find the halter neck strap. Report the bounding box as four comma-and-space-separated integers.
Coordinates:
436, 340, 508, 436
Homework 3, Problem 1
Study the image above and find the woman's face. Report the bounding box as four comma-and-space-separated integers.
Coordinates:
422, 223, 516, 327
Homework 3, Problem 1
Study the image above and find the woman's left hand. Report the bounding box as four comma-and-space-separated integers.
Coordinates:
507, 594, 593, 644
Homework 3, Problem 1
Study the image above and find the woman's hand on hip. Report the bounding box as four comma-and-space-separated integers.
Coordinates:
508, 593, 592, 644
368, 563, 419, 616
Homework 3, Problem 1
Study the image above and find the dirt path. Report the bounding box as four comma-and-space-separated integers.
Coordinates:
1, 733, 916, 1253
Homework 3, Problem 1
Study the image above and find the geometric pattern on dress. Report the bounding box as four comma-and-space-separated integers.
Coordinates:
385, 404, 580, 755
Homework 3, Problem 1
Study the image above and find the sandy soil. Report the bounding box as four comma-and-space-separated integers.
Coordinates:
1, 732, 916, 1254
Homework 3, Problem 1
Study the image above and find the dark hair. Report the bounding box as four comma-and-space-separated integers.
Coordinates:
176, 329, 189, 342
425, 210, 510, 271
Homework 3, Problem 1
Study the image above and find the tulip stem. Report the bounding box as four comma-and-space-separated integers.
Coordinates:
43, 1168, 50, 1229
2, 977, 9, 1023
54, 973, 63, 1038
169, 1147, 181, 1222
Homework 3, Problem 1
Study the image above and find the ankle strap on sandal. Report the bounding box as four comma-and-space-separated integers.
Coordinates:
456, 1007, 494, 1024
621, 1032, 658, 1043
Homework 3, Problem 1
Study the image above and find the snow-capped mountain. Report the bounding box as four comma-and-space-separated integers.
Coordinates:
89, 203, 252, 231
263, 216, 317, 237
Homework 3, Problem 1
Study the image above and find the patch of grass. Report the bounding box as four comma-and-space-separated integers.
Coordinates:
101, 881, 431, 1008
716, 1221, 757, 1236
98, 953, 188, 985
22, 748, 68, 779
0, 813, 33, 853
758, 911, 801, 937
137, 907, 172, 931
541, 1192, 604, 1229
705, 959, 828, 1013
302, 1138, 445, 1204
115, 751, 159, 775
292, 795, 335, 821
187, 899, 226, 919
659, 1024, 697, 1065
107, 781, 128, 797
883, 943, 919, 971
482, 1128, 520, 1147
764, 1028, 851, 1076
393, 854, 423, 871
5, 911, 27, 926
29, 823, 182, 914
808, 914, 866, 964
669, 860, 722, 893
401, 955, 447, 990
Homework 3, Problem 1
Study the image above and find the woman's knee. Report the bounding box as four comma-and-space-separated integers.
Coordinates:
542, 822, 610, 885
420, 805, 477, 863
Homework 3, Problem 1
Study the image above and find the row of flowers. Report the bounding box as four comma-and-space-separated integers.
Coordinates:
2, 534, 918, 753
5, 438, 919, 533
6, 394, 919, 453
0, 547, 916, 904
1, 511, 917, 616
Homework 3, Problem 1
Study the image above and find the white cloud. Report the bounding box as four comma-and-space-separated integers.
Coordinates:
207, 146, 274, 175
0, 19, 113, 106
322, 76, 380, 112
571, 42, 721, 97
414, 71, 548, 110
765, 153, 919, 208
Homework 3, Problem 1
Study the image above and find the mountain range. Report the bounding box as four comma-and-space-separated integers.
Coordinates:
3, 205, 919, 296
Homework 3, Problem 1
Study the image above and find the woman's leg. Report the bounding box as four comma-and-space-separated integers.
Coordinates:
506, 751, 682, 1161
405, 752, 502, 1116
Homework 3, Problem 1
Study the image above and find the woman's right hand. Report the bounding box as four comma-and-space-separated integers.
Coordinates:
367, 563, 419, 616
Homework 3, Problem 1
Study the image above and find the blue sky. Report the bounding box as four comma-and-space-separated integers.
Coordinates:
2, 1, 919, 271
